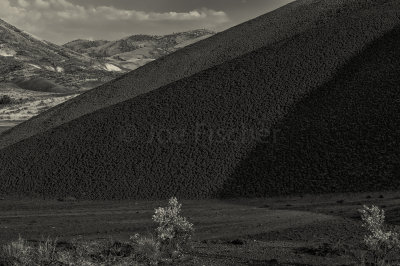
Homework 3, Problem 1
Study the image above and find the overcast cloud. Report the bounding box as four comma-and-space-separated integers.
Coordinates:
0, 0, 293, 44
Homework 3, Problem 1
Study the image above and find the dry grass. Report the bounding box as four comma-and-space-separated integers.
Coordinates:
0, 198, 194, 265
1, 236, 32, 265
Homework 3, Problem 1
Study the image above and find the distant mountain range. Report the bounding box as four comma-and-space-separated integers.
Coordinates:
0, 18, 214, 124
63, 29, 215, 70
0, 18, 214, 92
0, 18, 124, 92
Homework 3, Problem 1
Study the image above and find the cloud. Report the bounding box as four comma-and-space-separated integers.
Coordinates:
0, 0, 230, 44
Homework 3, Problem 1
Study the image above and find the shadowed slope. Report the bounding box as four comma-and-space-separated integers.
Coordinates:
220, 26, 400, 198
0, 0, 385, 149
0, 0, 399, 199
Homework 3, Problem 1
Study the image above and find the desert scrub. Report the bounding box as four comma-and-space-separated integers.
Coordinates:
0, 236, 138, 265
130, 197, 194, 264
0, 237, 60, 265
0, 198, 193, 265
359, 205, 400, 265
0, 236, 32, 265
130, 234, 161, 265
36, 237, 58, 264
153, 197, 194, 255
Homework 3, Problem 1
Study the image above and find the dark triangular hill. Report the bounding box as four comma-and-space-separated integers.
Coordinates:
220, 26, 400, 197
0, 0, 400, 199
0, 0, 384, 149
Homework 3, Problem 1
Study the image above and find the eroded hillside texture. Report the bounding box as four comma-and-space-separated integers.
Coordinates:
0, 0, 400, 199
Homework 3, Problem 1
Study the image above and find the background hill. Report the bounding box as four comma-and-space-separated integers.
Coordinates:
64, 30, 214, 58
0, 17, 123, 127
0, 0, 374, 150
63, 30, 215, 71
0, 18, 124, 90
0, 0, 399, 199
0, 19, 211, 127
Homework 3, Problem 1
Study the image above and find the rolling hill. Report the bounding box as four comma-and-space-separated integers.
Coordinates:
64, 30, 215, 58
0, 0, 381, 150
0, 0, 400, 199
0, 21, 211, 127
0, 18, 124, 90
64, 30, 215, 71
0, 18, 124, 129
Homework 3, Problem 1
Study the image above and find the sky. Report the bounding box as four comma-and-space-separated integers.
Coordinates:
0, 0, 294, 44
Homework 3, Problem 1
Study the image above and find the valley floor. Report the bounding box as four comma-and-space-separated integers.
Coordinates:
0, 192, 399, 265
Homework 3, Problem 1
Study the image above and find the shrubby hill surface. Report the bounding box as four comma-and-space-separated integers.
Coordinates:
0, 0, 400, 199
63, 30, 216, 71
63, 30, 215, 58
0, 0, 375, 150
220, 26, 400, 198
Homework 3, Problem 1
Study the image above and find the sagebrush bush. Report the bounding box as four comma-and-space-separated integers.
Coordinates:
359, 205, 400, 265
153, 197, 194, 254
128, 197, 194, 264
130, 234, 161, 265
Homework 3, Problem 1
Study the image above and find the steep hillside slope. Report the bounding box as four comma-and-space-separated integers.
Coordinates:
0, 0, 382, 150
0, 0, 399, 199
220, 26, 400, 198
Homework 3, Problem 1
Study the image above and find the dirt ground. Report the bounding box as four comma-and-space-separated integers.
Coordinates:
0, 191, 399, 265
